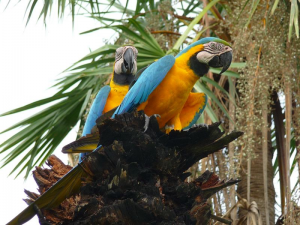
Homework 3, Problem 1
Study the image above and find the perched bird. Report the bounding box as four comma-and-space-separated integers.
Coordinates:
7, 37, 232, 225
113, 37, 232, 133
62, 46, 138, 159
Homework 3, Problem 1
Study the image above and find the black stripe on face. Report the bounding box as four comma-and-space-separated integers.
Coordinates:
189, 53, 210, 77
115, 53, 123, 62
113, 72, 135, 85
115, 47, 124, 61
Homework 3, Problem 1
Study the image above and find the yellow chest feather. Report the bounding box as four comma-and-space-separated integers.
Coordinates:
103, 81, 129, 113
141, 61, 199, 127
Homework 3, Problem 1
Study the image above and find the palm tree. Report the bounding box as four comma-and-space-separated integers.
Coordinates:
1, 0, 300, 224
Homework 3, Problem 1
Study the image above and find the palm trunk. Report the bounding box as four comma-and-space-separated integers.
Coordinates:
26, 111, 242, 224
237, 117, 275, 224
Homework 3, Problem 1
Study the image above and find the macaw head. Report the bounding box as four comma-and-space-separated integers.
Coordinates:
176, 37, 232, 76
114, 46, 138, 75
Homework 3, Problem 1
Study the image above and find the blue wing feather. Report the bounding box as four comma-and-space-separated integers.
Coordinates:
79, 85, 110, 161
113, 55, 175, 117
82, 85, 111, 136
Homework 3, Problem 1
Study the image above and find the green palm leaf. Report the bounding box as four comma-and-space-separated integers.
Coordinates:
0, 16, 167, 177
1, 0, 240, 178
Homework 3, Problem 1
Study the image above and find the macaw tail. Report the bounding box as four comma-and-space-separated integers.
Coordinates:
62, 133, 99, 154
62, 107, 117, 155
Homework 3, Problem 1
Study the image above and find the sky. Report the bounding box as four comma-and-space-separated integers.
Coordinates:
0, 1, 113, 224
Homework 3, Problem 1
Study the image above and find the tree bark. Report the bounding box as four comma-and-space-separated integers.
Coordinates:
237, 122, 275, 224
26, 111, 242, 224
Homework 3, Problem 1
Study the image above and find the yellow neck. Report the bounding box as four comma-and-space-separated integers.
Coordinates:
175, 44, 204, 75
109, 74, 130, 92
173, 44, 205, 85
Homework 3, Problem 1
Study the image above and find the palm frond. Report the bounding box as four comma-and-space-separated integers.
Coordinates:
0, 17, 166, 178
1, 1, 238, 178
173, 0, 220, 50
241, 0, 300, 40
24, 0, 79, 25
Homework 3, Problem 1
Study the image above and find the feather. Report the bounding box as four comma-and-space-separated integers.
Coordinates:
113, 55, 175, 116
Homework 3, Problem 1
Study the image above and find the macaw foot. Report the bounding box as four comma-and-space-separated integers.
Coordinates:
165, 124, 174, 134
194, 123, 209, 129
33, 204, 51, 225
144, 114, 161, 132
184, 123, 209, 131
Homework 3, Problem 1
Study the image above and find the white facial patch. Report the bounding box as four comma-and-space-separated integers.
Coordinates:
196, 51, 215, 64
114, 46, 138, 74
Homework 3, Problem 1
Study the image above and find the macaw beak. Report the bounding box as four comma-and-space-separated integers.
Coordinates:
122, 48, 135, 74
208, 50, 232, 75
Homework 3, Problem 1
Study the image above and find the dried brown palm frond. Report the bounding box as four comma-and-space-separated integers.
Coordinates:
214, 194, 262, 225
235, 199, 262, 225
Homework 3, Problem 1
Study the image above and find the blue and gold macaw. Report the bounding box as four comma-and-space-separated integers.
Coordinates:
62, 46, 138, 160
113, 37, 232, 132
8, 37, 232, 225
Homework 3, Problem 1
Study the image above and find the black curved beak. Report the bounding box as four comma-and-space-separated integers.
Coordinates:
122, 48, 135, 74
208, 51, 233, 75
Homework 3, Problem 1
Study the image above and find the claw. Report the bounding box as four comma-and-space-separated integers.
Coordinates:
184, 123, 209, 131
153, 114, 161, 118
165, 124, 175, 134
197, 123, 209, 129
144, 114, 161, 132
144, 115, 150, 132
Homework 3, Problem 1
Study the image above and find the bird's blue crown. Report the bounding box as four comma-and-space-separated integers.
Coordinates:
176, 37, 231, 58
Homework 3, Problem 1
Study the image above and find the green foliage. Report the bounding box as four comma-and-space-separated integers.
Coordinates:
3, 2, 300, 222
172, 0, 220, 50
3, 1, 297, 200
243, 0, 300, 41
2, 0, 232, 177
0, 13, 168, 177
